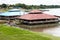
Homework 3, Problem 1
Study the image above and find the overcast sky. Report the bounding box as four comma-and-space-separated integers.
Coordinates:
0, 0, 60, 5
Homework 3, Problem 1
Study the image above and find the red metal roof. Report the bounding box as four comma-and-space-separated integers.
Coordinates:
29, 10, 42, 13
17, 13, 58, 20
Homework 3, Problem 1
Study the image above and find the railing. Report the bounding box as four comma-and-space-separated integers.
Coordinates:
23, 20, 58, 24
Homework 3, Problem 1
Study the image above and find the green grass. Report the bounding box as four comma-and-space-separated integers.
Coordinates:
0, 24, 60, 40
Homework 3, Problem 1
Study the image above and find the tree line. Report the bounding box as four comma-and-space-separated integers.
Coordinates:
0, 3, 60, 9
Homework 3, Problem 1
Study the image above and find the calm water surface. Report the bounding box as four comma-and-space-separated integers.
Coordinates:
29, 23, 60, 37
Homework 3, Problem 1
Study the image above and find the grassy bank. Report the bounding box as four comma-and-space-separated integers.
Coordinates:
0, 24, 60, 40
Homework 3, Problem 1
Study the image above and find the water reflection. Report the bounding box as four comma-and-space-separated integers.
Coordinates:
28, 23, 60, 36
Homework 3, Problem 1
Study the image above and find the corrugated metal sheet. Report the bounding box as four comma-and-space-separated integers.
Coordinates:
17, 13, 58, 20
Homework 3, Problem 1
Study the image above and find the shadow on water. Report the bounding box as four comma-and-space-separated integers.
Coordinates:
19, 22, 60, 32
29, 23, 60, 32
19, 22, 60, 36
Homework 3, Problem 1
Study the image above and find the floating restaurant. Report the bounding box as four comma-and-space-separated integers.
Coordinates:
16, 10, 59, 24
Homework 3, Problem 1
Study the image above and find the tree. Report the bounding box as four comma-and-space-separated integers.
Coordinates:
1, 4, 7, 8
40, 4, 46, 9
8, 5, 14, 8
15, 3, 27, 9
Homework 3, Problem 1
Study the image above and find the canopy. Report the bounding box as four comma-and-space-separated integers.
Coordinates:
0, 9, 21, 16
0, 12, 20, 16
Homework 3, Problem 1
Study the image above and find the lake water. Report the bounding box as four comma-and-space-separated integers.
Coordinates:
28, 8, 60, 37
29, 23, 60, 37
43, 8, 60, 16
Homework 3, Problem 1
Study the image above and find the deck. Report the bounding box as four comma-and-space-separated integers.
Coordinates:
23, 20, 59, 24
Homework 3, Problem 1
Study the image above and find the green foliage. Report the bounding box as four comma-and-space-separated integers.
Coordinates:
1, 4, 7, 8
14, 3, 27, 9
0, 24, 51, 40
0, 3, 60, 9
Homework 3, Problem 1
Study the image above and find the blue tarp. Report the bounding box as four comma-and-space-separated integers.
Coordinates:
0, 12, 20, 16
0, 9, 21, 16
